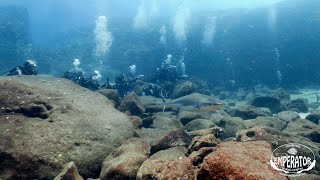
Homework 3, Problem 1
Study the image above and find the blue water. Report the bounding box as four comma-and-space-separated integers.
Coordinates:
0, 0, 319, 88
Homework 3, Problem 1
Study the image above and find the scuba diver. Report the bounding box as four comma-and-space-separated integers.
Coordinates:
1, 59, 38, 76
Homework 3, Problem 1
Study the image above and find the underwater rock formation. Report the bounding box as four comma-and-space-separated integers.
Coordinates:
197, 141, 286, 180
184, 119, 215, 132
306, 110, 320, 125
230, 105, 272, 120
150, 129, 192, 154
137, 147, 196, 180
211, 116, 246, 139
118, 92, 145, 116
96, 89, 120, 108
172, 80, 198, 98
0, 75, 134, 179
250, 95, 283, 113
288, 98, 309, 113
99, 138, 150, 180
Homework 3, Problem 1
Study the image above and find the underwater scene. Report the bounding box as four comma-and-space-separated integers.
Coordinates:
0, 0, 320, 179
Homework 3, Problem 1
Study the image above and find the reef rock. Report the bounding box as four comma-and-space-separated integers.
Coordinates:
150, 129, 192, 154
274, 111, 300, 123
187, 127, 224, 138
184, 119, 215, 132
179, 111, 211, 125
212, 116, 246, 139
0, 76, 134, 179
306, 110, 320, 124
99, 138, 150, 180
188, 134, 220, 152
288, 98, 309, 113
271, 88, 290, 101
96, 89, 120, 107
283, 118, 320, 143
244, 116, 287, 131
229, 105, 271, 120
118, 92, 145, 116
236, 126, 320, 174
128, 116, 143, 129
136, 147, 196, 180
250, 95, 283, 113
172, 81, 198, 98
197, 141, 286, 180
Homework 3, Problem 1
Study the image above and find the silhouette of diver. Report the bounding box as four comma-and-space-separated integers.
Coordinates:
1, 60, 37, 76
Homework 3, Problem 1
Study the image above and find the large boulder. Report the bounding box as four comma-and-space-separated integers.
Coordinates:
184, 119, 215, 132
172, 81, 198, 98
274, 111, 300, 123
244, 116, 287, 131
151, 112, 183, 130
178, 111, 211, 125
0, 76, 134, 179
211, 116, 246, 139
136, 147, 196, 180
288, 98, 309, 113
283, 118, 320, 143
229, 105, 271, 120
197, 141, 286, 180
236, 126, 320, 175
96, 89, 120, 108
150, 129, 192, 154
250, 95, 283, 113
306, 110, 320, 124
99, 138, 150, 180
118, 92, 145, 116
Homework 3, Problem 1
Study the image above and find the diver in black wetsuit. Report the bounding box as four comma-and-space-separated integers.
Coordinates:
1, 60, 38, 76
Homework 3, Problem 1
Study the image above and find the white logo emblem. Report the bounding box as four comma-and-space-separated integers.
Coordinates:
270, 143, 316, 176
